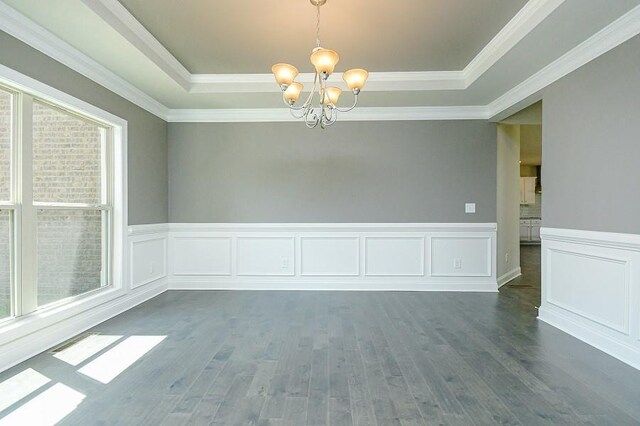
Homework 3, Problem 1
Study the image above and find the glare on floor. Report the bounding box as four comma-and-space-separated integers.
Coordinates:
53, 334, 122, 366
0, 368, 50, 413
0, 383, 85, 426
78, 335, 166, 384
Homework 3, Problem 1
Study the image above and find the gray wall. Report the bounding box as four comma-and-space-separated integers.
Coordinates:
542, 34, 640, 234
0, 31, 168, 225
168, 121, 497, 223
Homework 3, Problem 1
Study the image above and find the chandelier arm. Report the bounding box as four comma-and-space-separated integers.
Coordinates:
304, 105, 320, 128
333, 94, 359, 113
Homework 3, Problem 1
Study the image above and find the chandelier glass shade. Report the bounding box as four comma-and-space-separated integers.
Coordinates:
271, 0, 368, 128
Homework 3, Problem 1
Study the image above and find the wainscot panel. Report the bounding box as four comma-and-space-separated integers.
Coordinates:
539, 227, 640, 371
167, 223, 498, 292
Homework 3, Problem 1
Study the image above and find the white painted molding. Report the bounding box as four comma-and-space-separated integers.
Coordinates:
167, 222, 498, 233
166, 222, 498, 292
540, 227, 640, 251
487, 4, 640, 118
497, 267, 522, 288
128, 223, 170, 236
2, 0, 638, 122
80, 0, 561, 94
0, 279, 167, 374
165, 106, 491, 123
189, 71, 466, 93
463, 0, 565, 86
539, 226, 640, 371
81, 0, 192, 90
0, 1, 169, 119
538, 306, 640, 371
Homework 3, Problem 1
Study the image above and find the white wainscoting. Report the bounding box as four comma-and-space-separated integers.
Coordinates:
167, 223, 497, 292
538, 227, 640, 371
129, 224, 169, 289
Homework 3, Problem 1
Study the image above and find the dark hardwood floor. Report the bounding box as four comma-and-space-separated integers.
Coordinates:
1, 245, 640, 425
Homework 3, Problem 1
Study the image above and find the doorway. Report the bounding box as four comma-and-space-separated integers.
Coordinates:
496, 101, 542, 308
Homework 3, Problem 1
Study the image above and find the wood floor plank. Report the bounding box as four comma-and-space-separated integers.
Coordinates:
2, 248, 640, 425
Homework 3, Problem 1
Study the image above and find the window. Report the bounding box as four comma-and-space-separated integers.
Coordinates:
0, 82, 117, 321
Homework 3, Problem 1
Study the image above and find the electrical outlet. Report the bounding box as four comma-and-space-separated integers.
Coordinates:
149, 262, 156, 274
281, 257, 289, 269
453, 258, 462, 269
505, 253, 509, 264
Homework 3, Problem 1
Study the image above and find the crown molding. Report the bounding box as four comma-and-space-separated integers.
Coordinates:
80, 0, 563, 94
81, 0, 192, 90
188, 71, 466, 93
487, 4, 640, 119
463, 0, 565, 86
1, 1, 638, 123
165, 106, 491, 123
0, 1, 169, 120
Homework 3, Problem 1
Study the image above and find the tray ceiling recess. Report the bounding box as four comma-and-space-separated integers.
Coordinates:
0, 0, 639, 121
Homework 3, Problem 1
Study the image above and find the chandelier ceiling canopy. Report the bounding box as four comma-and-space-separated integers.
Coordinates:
271, 0, 369, 128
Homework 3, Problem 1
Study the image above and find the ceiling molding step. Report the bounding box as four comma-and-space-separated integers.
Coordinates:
463, 0, 565, 86
81, 0, 192, 90
0, 1, 169, 120
487, 4, 640, 119
189, 71, 466, 93
79, 0, 563, 94
165, 106, 490, 123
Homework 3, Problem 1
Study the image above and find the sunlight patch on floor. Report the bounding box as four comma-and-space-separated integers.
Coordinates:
53, 334, 123, 366
0, 383, 85, 426
0, 368, 50, 413
78, 335, 166, 384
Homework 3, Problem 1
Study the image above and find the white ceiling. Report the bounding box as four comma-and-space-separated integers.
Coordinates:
0, 0, 639, 120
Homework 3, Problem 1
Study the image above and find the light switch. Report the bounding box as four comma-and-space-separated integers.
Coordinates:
465, 203, 476, 214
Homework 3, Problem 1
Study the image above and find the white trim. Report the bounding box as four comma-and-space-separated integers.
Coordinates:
79, 0, 562, 94
166, 222, 498, 292
169, 280, 497, 292
497, 267, 522, 288
2, 0, 639, 122
0, 279, 167, 373
487, 4, 640, 118
539, 227, 640, 371
80, 0, 192, 90
541, 227, 640, 251
128, 223, 170, 236
463, 0, 565, 86
168, 222, 498, 233
165, 106, 491, 123
188, 71, 466, 93
0, 1, 169, 119
538, 306, 640, 371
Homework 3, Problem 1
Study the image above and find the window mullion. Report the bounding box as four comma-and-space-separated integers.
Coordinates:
18, 94, 37, 315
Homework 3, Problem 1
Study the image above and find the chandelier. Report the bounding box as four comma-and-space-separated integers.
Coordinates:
271, 0, 369, 128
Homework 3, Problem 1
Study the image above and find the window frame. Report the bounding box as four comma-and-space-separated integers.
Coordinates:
0, 64, 128, 340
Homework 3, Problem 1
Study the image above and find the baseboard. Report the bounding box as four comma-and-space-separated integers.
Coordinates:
497, 267, 522, 288
538, 305, 640, 371
0, 279, 168, 373
540, 227, 640, 371
168, 279, 498, 292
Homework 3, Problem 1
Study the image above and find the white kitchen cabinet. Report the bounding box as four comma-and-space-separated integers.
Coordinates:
520, 219, 531, 240
530, 219, 542, 241
520, 177, 537, 205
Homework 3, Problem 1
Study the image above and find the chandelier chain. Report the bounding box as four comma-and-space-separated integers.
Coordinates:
316, 2, 321, 48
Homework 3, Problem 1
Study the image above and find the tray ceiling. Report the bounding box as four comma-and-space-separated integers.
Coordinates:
0, 0, 639, 121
